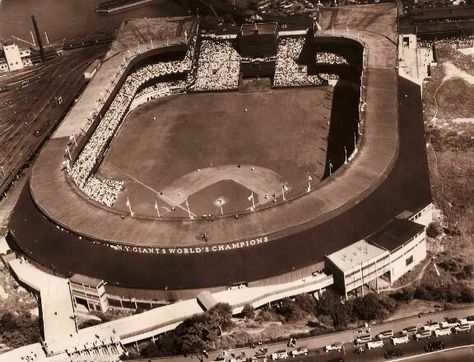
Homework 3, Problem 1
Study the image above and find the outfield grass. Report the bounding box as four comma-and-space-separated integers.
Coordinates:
100, 87, 333, 216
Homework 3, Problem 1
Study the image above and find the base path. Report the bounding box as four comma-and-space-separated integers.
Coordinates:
160, 164, 286, 206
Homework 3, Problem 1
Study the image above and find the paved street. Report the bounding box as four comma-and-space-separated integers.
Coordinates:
140, 306, 474, 362
292, 331, 474, 362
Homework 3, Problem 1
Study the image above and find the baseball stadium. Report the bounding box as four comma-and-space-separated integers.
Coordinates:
7, 4, 433, 308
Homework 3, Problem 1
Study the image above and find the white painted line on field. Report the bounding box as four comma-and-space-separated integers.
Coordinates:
108, 163, 197, 217
392, 343, 474, 361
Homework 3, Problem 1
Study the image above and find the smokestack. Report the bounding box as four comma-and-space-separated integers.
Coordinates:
31, 15, 45, 62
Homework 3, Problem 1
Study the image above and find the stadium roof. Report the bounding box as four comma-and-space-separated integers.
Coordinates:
197, 291, 218, 311
366, 218, 425, 252
240, 23, 278, 36
70, 273, 104, 287
326, 240, 387, 272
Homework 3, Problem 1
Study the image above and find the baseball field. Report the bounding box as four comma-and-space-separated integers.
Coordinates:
99, 87, 333, 217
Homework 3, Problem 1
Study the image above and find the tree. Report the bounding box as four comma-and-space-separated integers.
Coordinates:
350, 294, 385, 321
0, 312, 41, 348
209, 303, 233, 331
147, 303, 234, 357
241, 304, 255, 320
276, 298, 305, 322
294, 294, 317, 315
315, 291, 349, 329
391, 287, 415, 302
426, 222, 443, 238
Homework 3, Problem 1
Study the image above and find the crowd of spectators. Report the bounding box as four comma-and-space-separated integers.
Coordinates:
316, 52, 349, 65
68, 43, 196, 207
318, 73, 340, 81
419, 34, 474, 48
274, 37, 323, 87
193, 39, 241, 91
133, 80, 187, 106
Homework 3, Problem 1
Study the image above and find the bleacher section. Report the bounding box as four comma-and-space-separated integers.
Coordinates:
274, 37, 324, 87
193, 39, 241, 91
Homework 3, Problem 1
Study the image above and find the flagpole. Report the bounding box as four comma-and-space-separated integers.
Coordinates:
249, 192, 256, 211
155, 200, 160, 218
344, 146, 348, 164
307, 175, 312, 193
127, 197, 134, 216
218, 199, 224, 216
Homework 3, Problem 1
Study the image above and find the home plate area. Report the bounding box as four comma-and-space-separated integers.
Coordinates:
115, 164, 287, 218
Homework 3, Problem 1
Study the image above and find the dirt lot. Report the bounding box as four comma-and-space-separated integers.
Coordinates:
421, 43, 474, 290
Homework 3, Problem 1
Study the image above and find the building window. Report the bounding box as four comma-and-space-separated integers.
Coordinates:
406, 255, 414, 266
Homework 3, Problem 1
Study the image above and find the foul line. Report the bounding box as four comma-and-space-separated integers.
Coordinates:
107, 163, 197, 218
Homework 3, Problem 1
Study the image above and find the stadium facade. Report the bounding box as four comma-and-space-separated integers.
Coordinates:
7, 10, 433, 311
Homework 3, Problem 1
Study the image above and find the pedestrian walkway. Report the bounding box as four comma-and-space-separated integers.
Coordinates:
9, 258, 77, 341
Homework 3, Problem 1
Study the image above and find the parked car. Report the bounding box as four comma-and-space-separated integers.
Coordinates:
290, 348, 308, 357
271, 351, 288, 360
424, 341, 444, 352
434, 327, 452, 337
423, 322, 440, 332
453, 324, 471, 334
415, 330, 432, 341
324, 342, 343, 352
391, 333, 409, 345
440, 318, 459, 329
377, 330, 394, 340
466, 315, 474, 327
355, 334, 372, 345
402, 326, 418, 334
287, 338, 297, 348
366, 339, 384, 350
384, 348, 403, 359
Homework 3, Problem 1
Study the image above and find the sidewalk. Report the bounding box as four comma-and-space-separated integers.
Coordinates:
9, 258, 77, 341
138, 305, 474, 362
